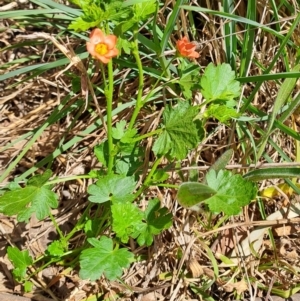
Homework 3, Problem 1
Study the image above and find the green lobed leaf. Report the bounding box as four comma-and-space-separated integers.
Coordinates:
46, 241, 66, 257
112, 120, 137, 142
0, 185, 58, 222
68, 16, 100, 32
112, 120, 127, 140
200, 63, 240, 102
69, 1, 128, 32
178, 63, 201, 100
84, 218, 101, 237
87, 174, 136, 203
7, 247, 33, 282
204, 170, 257, 215
151, 169, 169, 183
24, 281, 33, 293
111, 202, 144, 243
205, 104, 240, 124
177, 182, 216, 211
94, 141, 109, 167
117, 37, 132, 54
134, 0, 157, 21
178, 74, 195, 100
152, 101, 202, 159
115, 141, 144, 176
27, 169, 52, 187
137, 198, 172, 246
79, 236, 134, 281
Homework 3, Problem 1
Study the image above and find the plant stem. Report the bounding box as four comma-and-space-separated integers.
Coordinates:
131, 128, 162, 142
64, 203, 93, 242
49, 212, 65, 241
156, 183, 179, 189
106, 59, 114, 173
128, 29, 144, 130
46, 175, 92, 186
134, 156, 163, 199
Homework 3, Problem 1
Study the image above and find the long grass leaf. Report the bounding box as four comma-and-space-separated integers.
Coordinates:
161, 0, 188, 54
180, 6, 296, 45
239, 0, 256, 77
222, 0, 237, 68
257, 64, 300, 158
240, 12, 300, 113
30, 0, 82, 16
238, 72, 300, 82
243, 167, 300, 182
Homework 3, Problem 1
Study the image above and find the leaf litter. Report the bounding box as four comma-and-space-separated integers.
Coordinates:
0, 1, 300, 301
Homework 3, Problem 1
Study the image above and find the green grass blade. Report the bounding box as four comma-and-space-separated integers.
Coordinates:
240, 12, 300, 113
0, 52, 88, 82
30, 0, 82, 16
160, 0, 188, 54
239, 0, 256, 77
0, 94, 79, 183
238, 72, 300, 82
14, 99, 137, 181
0, 9, 70, 19
181, 5, 295, 45
243, 168, 300, 182
257, 64, 300, 159
222, 0, 237, 68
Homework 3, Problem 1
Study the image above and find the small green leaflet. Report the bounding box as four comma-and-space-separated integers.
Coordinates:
79, 237, 134, 281
134, 0, 157, 21
205, 104, 240, 124
151, 169, 169, 183
177, 170, 257, 216
69, 1, 128, 32
115, 0, 157, 34
111, 199, 172, 246
112, 120, 137, 142
87, 174, 136, 203
111, 202, 144, 243
204, 170, 257, 215
46, 241, 66, 257
24, 281, 33, 293
0, 170, 58, 222
7, 246, 33, 282
152, 101, 203, 160
137, 198, 172, 246
27, 169, 52, 187
178, 63, 200, 100
94, 141, 109, 167
200, 63, 240, 102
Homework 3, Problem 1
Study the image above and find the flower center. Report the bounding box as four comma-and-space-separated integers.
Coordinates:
95, 43, 108, 55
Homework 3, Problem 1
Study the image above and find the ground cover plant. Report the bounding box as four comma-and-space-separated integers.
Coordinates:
0, 0, 300, 300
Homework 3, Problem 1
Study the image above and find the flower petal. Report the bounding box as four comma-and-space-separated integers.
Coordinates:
105, 47, 119, 58
104, 35, 118, 49
86, 42, 97, 56
89, 28, 105, 44
93, 52, 111, 64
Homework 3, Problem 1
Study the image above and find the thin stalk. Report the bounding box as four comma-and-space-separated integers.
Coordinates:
106, 59, 114, 173
64, 203, 93, 241
131, 128, 162, 142
128, 29, 144, 130
46, 174, 92, 186
49, 212, 65, 241
134, 157, 163, 199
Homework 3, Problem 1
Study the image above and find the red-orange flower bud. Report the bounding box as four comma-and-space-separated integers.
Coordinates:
176, 36, 199, 59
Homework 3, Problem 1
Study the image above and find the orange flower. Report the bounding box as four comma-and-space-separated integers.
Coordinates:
86, 28, 118, 64
176, 36, 199, 59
